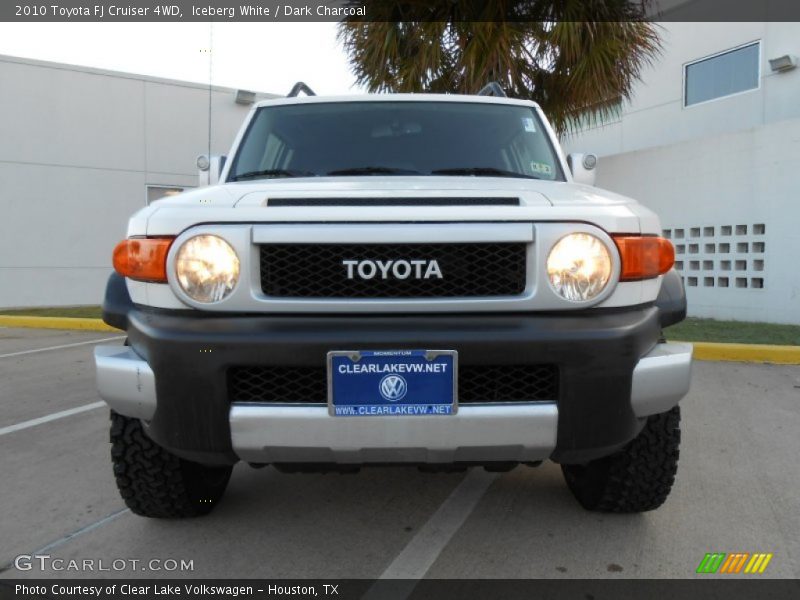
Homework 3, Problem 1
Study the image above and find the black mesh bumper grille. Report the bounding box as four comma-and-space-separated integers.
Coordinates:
228, 364, 558, 404
459, 365, 558, 403
259, 243, 527, 298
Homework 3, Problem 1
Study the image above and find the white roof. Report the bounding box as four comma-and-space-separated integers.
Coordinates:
254, 92, 539, 109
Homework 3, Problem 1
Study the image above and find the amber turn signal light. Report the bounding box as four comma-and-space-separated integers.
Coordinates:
112, 238, 174, 283
612, 235, 675, 281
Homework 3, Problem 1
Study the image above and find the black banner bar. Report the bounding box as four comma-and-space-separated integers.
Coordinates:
2, 579, 800, 600
3, 0, 800, 22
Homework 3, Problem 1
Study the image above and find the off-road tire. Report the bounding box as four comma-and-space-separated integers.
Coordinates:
561, 406, 681, 513
110, 411, 233, 518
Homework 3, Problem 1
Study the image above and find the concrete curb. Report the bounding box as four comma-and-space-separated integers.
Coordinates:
1, 316, 798, 364
689, 341, 800, 365
0, 315, 120, 332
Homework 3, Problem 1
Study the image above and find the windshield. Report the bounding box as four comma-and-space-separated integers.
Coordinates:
228, 101, 565, 182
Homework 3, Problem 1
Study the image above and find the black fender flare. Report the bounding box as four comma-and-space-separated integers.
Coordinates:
102, 272, 134, 331
655, 269, 687, 328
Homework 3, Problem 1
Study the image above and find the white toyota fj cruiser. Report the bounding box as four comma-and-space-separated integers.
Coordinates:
95, 84, 692, 518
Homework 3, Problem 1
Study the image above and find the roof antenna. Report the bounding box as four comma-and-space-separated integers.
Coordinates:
477, 82, 507, 97
207, 23, 213, 160
287, 82, 317, 97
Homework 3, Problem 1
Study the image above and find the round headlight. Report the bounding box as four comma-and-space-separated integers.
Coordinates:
547, 233, 612, 301
175, 235, 240, 303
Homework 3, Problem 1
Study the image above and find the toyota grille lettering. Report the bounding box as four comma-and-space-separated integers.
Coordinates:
342, 259, 443, 280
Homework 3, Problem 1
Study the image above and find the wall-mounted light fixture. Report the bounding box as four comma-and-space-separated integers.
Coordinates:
768, 54, 797, 73
235, 89, 256, 105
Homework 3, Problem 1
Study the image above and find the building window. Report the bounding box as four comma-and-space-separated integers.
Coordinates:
146, 185, 189, 205
684, 42, 760, 106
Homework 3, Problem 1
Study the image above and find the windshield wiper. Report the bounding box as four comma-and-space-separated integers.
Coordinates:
431, 167, 541, 180
231, 169, 317, 181
326, 166, 421, 176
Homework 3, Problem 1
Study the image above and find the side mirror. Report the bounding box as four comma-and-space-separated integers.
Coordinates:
197, 155, 227, 186
566, 153, 598, 186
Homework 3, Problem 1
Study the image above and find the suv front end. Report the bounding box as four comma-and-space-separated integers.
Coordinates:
95, 94, 692, 517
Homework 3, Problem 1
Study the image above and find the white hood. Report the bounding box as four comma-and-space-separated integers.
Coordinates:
134, 176, 659, 237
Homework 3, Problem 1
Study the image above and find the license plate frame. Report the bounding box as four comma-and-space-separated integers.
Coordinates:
326, 350, 458, 417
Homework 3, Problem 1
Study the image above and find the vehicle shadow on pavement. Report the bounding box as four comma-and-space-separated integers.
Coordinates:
132, 462, 610, 579
133, 465, 483, 578
421, 462, 655, 578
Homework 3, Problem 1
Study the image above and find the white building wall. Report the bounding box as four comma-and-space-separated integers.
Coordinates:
565, 22, 800, 324
0, 55, 274, 308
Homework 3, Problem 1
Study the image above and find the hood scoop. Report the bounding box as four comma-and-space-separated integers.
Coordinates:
265, 197, 520, 207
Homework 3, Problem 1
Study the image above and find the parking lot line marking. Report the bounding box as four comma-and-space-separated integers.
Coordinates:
364, 469, 497, 598
0, 336, 125, 359
30, 508, 131, 556
0, 401, 106, 436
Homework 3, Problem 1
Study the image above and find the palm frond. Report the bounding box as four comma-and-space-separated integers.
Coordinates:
338, 0, 662, 135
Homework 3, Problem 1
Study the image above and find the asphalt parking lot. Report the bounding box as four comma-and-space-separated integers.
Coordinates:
1, 326, 798, 580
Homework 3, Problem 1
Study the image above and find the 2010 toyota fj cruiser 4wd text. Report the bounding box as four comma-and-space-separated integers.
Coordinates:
95, 83, 692, 518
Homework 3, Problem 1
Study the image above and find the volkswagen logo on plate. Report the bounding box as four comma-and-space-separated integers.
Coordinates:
379, 374, 408, 402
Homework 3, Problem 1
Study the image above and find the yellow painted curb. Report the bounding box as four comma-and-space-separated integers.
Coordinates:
0, 315, 120, 332
685, 341, 800, 365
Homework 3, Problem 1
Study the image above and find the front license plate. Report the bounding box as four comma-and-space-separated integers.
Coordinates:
327, 350, 457, 417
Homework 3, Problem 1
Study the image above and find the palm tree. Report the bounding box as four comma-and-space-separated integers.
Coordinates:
338, 1, 661, 135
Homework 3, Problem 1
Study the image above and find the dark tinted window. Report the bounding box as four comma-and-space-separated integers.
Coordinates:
685, 43, 760, 106
229, 101, 564, 181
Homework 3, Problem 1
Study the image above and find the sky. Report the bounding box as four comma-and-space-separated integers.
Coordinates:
0, 22, 363, 95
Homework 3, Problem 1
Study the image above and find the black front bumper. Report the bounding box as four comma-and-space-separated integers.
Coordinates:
123, 304, 662, 466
